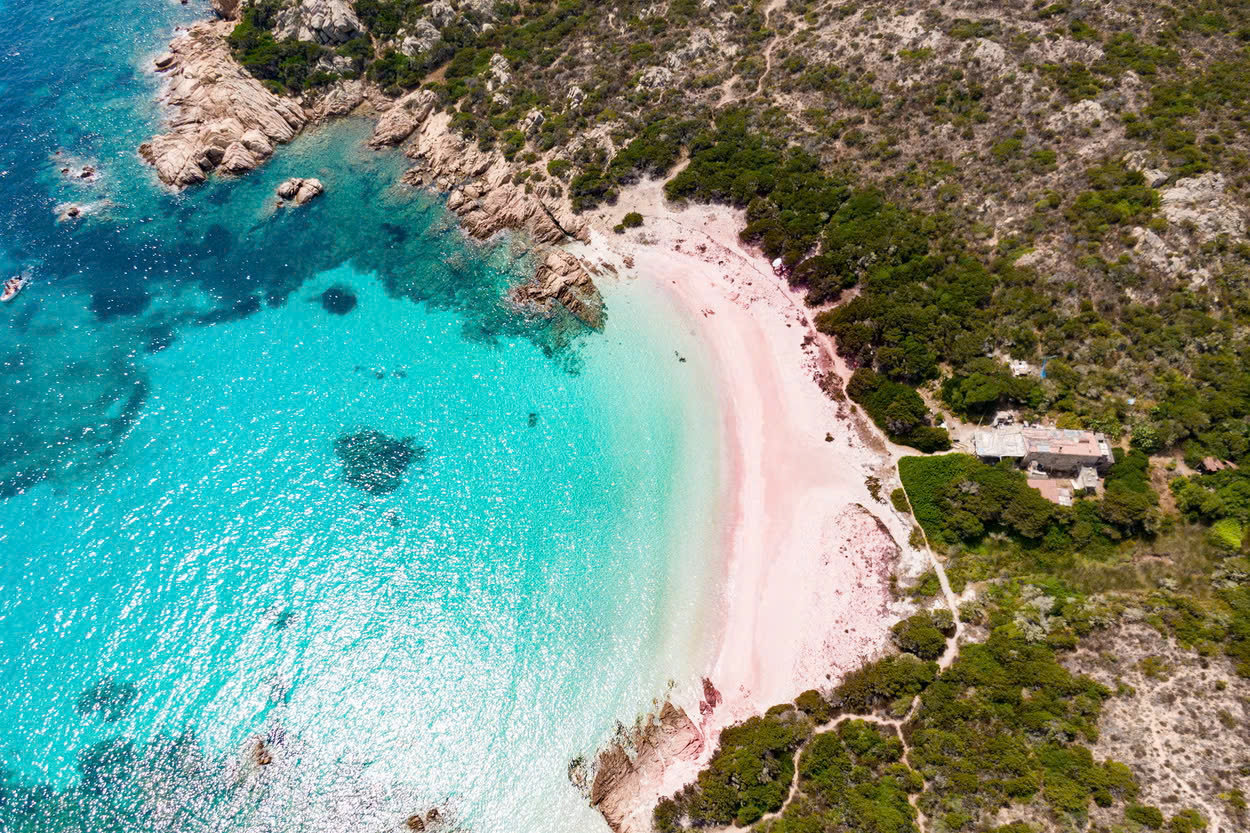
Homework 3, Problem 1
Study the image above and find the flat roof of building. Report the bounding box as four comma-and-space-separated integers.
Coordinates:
976, 426, 1113, 462
1019, 427, 1108, 459
974, 430, 1027, 458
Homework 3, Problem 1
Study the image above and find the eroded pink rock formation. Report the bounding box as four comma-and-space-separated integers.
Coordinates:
591, 703, 705, 833
139, 21, 307, 187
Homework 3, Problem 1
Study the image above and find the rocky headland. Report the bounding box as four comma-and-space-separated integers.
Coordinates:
589, 702, 707, 833
141, 20, 307, 187
140, 5, 603, 329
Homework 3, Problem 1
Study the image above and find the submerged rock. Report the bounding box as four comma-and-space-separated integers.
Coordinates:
75, 677, 139, 723
319, 285, 357, 315
90, 287, 151, 321
145, 324, 176, 354
334, 429, 424, 494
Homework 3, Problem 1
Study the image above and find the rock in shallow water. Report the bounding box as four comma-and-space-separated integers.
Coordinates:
320, 285, 357, 315
75, 677, 139, 723
333, 429, 425, 494
276, 177, 324, 205
139, 21, 307, 188
509, 249, 605, 330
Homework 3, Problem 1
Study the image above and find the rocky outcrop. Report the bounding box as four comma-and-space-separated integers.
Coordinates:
144, 8, 603, 328
139, 21, 307, 187
487, 54, 511, 90
401, 119, 589, 245
310, 79, 367, 121
368, 89, 438, 148
210, 0, 242, 20
385, 107, 601, 327
397, 20, 440, 56
219, 140, 260, 174
636, 66, 673, 91
276, 177, 324, 205
1160, 173, 1247, 241
591, 703, 705, 833
274, 0, 366, 45
511, 250, 605, 330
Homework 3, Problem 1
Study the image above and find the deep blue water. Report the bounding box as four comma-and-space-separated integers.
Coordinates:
0, 2, 722, 831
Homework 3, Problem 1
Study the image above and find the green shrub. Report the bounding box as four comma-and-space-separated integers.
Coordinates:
830, 654, 937, 714
1168, 808, 1207, 833
794, 689, 833, 723
1126, 803, 1165, 829
847, 369, 951, 452
622, 211, 644, 228
1211, 518, 1244, 551
1065, 162, 1159, 240
898, 455, 976, 538
891, 612, 949, 660
909, 570, 942, 600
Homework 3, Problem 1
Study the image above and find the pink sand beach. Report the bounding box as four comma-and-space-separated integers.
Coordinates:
573, 180, 927, 830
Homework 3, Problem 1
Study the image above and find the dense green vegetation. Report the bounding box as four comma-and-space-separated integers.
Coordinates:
890, 609, 953, 661
908, 630, 1133, 827
653, 706, 814, 829
227, 1, 336, 92
898, 451, 1159, 571
655, 605, 1167, 832
760, 720, 922, 833
829, 654, 938, 717
846, 369, 950, 452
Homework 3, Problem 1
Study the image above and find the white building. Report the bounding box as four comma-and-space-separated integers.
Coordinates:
974, 427, 1115, 475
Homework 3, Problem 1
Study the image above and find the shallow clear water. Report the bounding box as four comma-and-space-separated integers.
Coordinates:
0, 2, 723, 831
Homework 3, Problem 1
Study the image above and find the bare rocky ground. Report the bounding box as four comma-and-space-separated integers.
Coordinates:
1058, 623, 1250, 833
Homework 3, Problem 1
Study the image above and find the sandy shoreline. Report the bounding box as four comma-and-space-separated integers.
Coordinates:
571, 180, 927, 830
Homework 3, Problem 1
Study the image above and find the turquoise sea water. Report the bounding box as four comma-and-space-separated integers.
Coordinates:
0, 2, 722, 830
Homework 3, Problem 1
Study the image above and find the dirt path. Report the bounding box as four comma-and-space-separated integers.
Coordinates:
719, 0, 798, 107
754, 0, 790, 98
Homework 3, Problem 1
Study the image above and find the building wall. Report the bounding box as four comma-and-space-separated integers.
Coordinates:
1022, 449, 1109, 475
